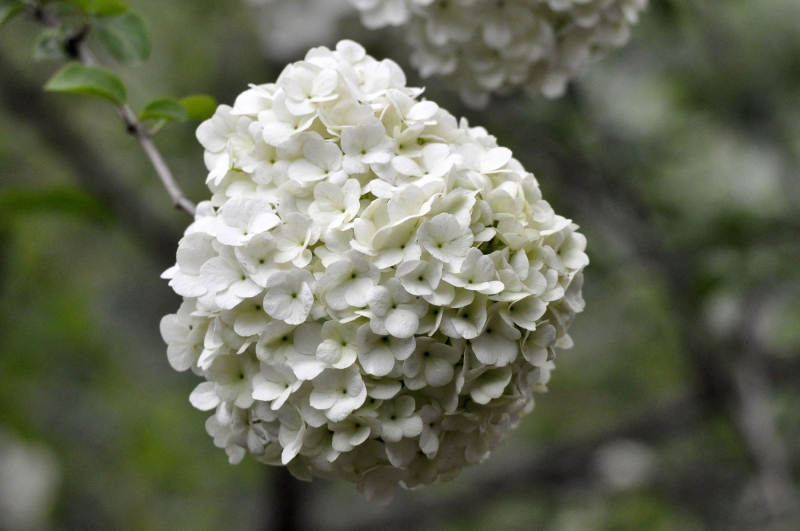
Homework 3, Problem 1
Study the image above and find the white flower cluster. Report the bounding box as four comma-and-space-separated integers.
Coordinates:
351, 0, 647, 107
161, 40, 588, 504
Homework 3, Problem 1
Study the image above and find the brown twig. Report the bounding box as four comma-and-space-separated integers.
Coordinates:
24, 0, 197, 216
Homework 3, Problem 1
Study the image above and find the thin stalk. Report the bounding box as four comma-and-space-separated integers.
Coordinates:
25, 0, 197, 216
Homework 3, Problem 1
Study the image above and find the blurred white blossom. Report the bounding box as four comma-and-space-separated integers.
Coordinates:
246, 0, 354, 61
593, 439, 656, 491
351, 0, 648, 107
162, 40, 588, 504
0, 432, 61, 531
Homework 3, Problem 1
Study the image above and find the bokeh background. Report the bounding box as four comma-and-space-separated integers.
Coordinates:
1, 0, 799, 530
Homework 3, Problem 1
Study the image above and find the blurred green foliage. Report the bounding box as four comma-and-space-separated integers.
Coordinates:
0, 0, 798, 530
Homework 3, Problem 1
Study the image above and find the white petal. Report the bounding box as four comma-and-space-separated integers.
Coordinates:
281, 424, 306, 465
252, 374, 285, 402
424, 357, 455, 387
189, 382, 220, 411
359, 347, 395, 377
481, 147, 512, 172
263, 290, 293, 321
384, 309, 419, 339
234, 312, 267, 337
167, 343, 196, 372
310, 390, 338, 410
407, 101, 438, 121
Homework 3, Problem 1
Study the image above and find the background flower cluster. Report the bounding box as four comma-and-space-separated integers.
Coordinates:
351, 0, 647, 107
160, 39, 588, 502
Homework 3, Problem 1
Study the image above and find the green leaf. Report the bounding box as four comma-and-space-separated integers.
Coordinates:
0, 0, 25, 28
31, 27, 71, 61
44, 63, 127, 105
180, 95, 217, 121
95, 11, 150, 67
0, 187, 113, 224
94, 0, 129, 16
67, 0, 128, 17
139, 97, 187, 122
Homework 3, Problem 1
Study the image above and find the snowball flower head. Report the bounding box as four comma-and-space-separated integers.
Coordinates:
161, 40, 588, 504
350, 0, 648, 107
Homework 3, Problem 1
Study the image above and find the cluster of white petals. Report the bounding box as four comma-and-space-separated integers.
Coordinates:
161, 40, 588, 504
351, 0, 647, 107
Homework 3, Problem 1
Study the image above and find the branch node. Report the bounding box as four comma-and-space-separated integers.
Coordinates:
65, 26, 90, 60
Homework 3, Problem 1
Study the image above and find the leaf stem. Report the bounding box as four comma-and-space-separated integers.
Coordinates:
24, 0, 197, 216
